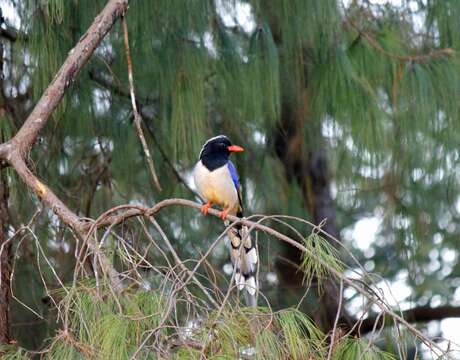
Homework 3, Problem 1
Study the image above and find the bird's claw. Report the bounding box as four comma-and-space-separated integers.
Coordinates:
219, 208, 229, 220
201, 202, 212, 215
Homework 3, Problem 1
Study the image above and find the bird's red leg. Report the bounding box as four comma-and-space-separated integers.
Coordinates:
219, 208, 230, 220
201, 202, 212, 215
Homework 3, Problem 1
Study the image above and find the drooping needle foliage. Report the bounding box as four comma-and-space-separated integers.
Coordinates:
2, 0, 460, 358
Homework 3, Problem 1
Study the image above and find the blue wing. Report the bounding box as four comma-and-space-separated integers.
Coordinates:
227, 160, 240, 189
228, 160, 244, 215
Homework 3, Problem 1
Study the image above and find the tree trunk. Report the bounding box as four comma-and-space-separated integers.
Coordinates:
274, 99, 348, 332
0, 168, 11, 344
0, 24, 11, 345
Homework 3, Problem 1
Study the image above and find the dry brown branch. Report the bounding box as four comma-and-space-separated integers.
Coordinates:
169, 338, 203, 350
0, 0, 129, 290
0, 0, 128, 234
0, 3, 456, 349
0, 153, 9, 344
1, 0, 128, 158
5, 168, 455, 355
121, 16, 162, 191
88, 68, 202, 200
0, 11, 25, 43
59, 329, 96, 358
9, 155, 85, 231
86, 198, 449, 356
7, 193, 457, 356
359, 306, 460, 334
148, 217, 219, 308
327, 279, 343, 360
347, 20, 455, 63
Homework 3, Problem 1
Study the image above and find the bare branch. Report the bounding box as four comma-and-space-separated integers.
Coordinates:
89, 68, 132, 99
89, 68, 202, 200
359, 305, 460, 335
347, 20, 455, 63
10, 154, 85, 231
0, 25, 22, 42
84, 198, 450, 356
0, 0, 129, 291
0, 0, 129, 158
121, 16, 162, 191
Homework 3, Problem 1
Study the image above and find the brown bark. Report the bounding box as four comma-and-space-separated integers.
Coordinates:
121, 16, 162, 191
0, 0, 129, 291
0, 26, 20, 42
357, 305, 460, 335
44, 197, 460, 337
3, 0, 128, 159
274, 99, 349, 332
0, 168, 10, 344
0, 8, 21, 42
0, 18, 11, 345
261, 5, 347, 331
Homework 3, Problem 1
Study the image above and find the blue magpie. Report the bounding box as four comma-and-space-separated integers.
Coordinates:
193, 135, 258, 306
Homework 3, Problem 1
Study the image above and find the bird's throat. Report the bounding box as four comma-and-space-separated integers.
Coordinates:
201, 155, 228, 171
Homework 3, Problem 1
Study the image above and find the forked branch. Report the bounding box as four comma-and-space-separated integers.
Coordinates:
0, 0, 129, 288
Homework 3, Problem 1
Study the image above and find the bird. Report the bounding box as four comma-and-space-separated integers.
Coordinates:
193, 135, 258, 307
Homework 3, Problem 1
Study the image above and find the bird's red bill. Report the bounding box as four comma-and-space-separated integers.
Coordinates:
227, 145, 244, 152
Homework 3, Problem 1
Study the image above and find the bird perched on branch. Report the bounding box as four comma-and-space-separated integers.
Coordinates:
193, 135, 258, 306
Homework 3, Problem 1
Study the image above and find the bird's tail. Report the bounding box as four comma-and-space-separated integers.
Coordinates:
225, 214, 258, 307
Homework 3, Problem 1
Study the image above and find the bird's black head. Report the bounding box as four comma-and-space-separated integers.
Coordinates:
199, 135, 244, 171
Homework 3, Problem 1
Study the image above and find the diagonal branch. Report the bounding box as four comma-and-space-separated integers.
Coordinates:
88, 68, 155, 112
347, 20, 455, 63
0, 0, 129, 158
89, 68, 202, 200
9, 153, 85, 232
0, 25, 23, 42
358, 305, 460, 335
121, 15, 162, 191
0, 8, 25, 42
0, 0, 129, 289
84, 198, 450, 356
0, 0, 129, 226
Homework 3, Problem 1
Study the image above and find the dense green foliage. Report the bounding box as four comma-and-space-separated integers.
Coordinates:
1, 283, 397, 359
2, 0, 460, 358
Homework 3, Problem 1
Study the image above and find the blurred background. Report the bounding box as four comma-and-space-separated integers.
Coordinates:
2, 0, 460, 358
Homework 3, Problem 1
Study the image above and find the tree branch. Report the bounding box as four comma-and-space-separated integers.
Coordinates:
121, 15, 162, 191
0, 0, 129, 290
89, 68, 155, 111
0, 25, 22, 42
0, 7, 25, 42
0, 145, 10, 345
0, 0, 129, 158
77, 197, 456, 355
347, 20, 455, 63
89, 68, 131, 99
89, 68, 202, 200
358, 305, 460, 335
8, 154, 85, 231
0, 0, 128, 227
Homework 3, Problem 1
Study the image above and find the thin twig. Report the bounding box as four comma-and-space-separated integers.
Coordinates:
85, 198, 449, 356
327, 279, 343, 360
0, 0, 129, 294
121, 16, 162, 191
89, 68, 201, 200
348, 20, 454, 63
148, 217, 219, 308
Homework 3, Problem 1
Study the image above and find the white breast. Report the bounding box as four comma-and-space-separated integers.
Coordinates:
193, 160, 239, 211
